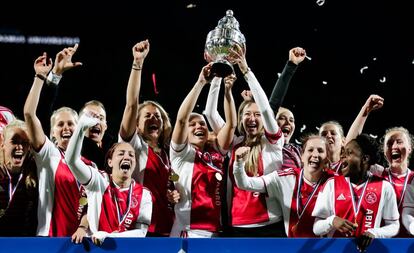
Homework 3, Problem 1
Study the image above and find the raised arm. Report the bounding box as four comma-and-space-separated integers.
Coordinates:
345, 94, 384, 145
232, 146, 267, 192
231, 45, 279, 134
171, 64, 212, 145
216, 74, 237, 150
269, 47, 306, 112
39, 44, 82, 135
65, 112, 100, 184
203, 77, 225, 133
24, 53, 53, 151
119, 40, 150, 141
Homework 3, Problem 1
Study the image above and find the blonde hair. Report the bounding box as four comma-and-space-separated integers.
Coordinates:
382, 126, 414, 161
237, 100, 263, 176
49, 107, 78, 142
0, 119, 37, 188
319, 121, 345, 138
138, 101, 172, 148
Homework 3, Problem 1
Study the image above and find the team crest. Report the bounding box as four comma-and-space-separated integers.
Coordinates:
365, 192, 377, 204
131, 196, 139, 208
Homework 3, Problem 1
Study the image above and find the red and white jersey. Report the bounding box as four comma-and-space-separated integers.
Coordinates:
329, 161, 343, 175
312, 175, 399, 237
228, 130, 284, 227
372, 167, 414, 237
263, 167, 332, 237
34, 138, 91, 236
120, 133, 174, 235
169, 141, 224, 237
85, 170, 152, 235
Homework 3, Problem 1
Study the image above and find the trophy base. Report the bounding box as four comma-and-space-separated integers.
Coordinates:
211, 61, 234, 78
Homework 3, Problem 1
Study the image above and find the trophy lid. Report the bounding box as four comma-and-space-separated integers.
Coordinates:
217, 10, 240, 31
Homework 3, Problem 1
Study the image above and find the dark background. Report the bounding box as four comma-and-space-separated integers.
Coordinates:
1, 0, 413, 146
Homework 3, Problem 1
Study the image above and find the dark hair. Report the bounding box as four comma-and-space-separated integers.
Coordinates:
354, 133, 380, 165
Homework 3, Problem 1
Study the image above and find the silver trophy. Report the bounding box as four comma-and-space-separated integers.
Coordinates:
205, 10, 246, 77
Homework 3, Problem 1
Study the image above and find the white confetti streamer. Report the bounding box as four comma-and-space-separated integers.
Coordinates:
300, 124, 306, 133
277, 72, 281, 77
369, 134, 378, 139
305, 55, 312, 61
315, 126, 320, 131
379, 77, 386, 83
186, 3, 196, 8
373, 57, 377, 61
360, 66, 368, 74
295, 139, 302, 145
322, 81, 327, 85
316, 0, 325, 6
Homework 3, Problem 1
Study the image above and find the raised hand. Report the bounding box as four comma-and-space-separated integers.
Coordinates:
229, 44, 248, 74
132, 39, 150, 68
289, 47, 306, 65
78, 111, 101, 132
34, 52, 53, 77
363, 94, 384, 116
197, 63, 214, 85
224, 73, 237, 89
240, 90, 253, 101
52, 44, 82, 75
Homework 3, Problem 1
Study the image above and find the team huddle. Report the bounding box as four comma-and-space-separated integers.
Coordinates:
1, 39, 414, 252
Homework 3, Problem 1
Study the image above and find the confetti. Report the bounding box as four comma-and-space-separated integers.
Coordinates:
315, 126, 320, 131
186, 3, 196, 8
412, 59, 414, 64
322, 81, 328, 85
277, 72, 281, 77
152, 73, 159, 95
360, 66, 368, 74
295, 139, 302, 145
369, 134, 378, 139
316, 0, 325, 6
305, 55, 312, 61
373, 57, 377, 61
300, 124, 306, 133
379, 76, 386, 83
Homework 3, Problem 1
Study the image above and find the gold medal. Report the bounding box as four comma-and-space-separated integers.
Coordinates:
79, 197, 88, 206
169, 172, 179, 182
215, 172, 222, 181
0, 209, 5, 218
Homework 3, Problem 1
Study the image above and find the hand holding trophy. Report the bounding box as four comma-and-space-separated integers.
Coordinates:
204, 10, 246, 77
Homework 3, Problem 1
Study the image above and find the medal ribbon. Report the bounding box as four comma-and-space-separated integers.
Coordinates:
113, 181, 134, 225
296, 169, 322, 219
388, 169, 411, 207
5, 169, 23, 204
348, 176, 370, 219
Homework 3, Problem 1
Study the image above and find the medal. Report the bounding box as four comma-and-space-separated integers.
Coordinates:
215, 172, 223, 181
291, 222, 299, 236
0, 209, 5, 218
169, 172, 179, 182
79, 197, 88, 206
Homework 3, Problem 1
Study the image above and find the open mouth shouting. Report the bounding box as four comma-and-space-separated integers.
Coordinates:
120, 160, 132, 172
61, 132, 72, 141
89, 125, 102, 139
11, 150, 25, 165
